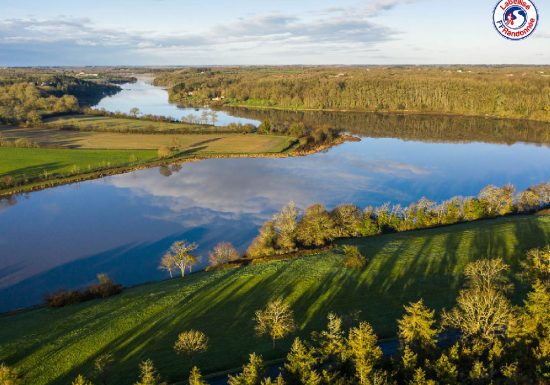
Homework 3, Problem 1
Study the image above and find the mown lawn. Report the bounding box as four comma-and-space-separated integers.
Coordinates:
0, 215, 549, 385
0, 147, 157, 181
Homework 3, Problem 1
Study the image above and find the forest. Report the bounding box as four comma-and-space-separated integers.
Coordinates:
154, 66, 550, 122
0, 68, 130, 125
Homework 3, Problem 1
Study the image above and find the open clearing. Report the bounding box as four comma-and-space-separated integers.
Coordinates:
1, 215, 548, 385
0, 126, 293, 153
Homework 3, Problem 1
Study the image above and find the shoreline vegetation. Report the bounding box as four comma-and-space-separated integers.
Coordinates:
2, 66, 550, 197
0, 128, 355, 198
154, 66, 550, 123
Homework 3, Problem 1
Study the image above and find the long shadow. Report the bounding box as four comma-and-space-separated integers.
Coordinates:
190, 137, 224, 148
2, 162, 64, 179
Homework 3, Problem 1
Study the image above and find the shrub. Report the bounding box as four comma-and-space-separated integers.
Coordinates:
86, 273, 123, 298
342, 245, 367, 269
45, 289, 84, 308
0, 176, 16, 188
157, 146, 172, 158
45, 273, 122, 308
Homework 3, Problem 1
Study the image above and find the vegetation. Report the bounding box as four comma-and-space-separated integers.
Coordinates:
154, 66, 550, 122
160, 241, 199, 278
247, 182, 550, 257
0, 147, 157, 191
255, 298, 296, 348
0, 69, 125, 125
173, 330, 209, 360
44, 274, 122, 308
19, 247, 550, 385
208, 242, 241, 268
342, 245, 367, 269
0, 215, 548, 385
221, 107, 550, 146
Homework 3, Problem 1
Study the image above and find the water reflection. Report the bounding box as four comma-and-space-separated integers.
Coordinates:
1, 136, 550, 311
94, 80, 259, 126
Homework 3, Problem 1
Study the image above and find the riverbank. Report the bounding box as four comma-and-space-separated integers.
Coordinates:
221, 103, 550, 124
0, 134, 356, 198
1, 214, 548, 385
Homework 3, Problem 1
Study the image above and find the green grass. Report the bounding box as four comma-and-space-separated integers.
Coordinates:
0, 147, 158, 181
1, 215, 549, 385
45, 115, 237, 133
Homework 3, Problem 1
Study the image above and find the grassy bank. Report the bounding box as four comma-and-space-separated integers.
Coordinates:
0, 115, 298, 196
0, 147, 158, 182
1, 215, 549, 385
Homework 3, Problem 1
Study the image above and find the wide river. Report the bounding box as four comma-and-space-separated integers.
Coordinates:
1, 81, 550, 311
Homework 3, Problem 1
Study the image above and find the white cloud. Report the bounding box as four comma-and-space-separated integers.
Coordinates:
0, 6, 400, 65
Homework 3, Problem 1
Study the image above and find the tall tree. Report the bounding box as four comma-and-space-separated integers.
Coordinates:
397, 299, 438, 355
347, 322, 383, 385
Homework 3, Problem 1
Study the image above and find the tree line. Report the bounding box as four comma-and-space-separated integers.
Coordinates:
3, 246, 547, 385
246, 182, 550, 258
154, 66, 550, 122
221, 107, 550, 147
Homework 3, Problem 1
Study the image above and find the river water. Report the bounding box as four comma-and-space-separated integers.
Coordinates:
1, 82, 550, 311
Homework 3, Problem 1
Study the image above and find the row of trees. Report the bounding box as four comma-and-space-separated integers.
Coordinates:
14, 245, 543, 385
247, 182, 550, 258
155, 66, 550, 122
159, 241, 242, 278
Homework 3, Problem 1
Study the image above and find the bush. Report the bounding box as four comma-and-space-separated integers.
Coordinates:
0, 175, 16, 188
342, 245, 367, 269
86, 273, 123, 298
158, 146, 172, 158
45, 274, 122, 308
45, 289, 84, 308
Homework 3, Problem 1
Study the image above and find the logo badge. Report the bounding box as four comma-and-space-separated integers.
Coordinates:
493, 0, 539, 40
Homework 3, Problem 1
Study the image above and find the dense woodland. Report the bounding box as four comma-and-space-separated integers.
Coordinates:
154, 66, 550, 122
0, 69, 127, 125
246, 182, 550, 258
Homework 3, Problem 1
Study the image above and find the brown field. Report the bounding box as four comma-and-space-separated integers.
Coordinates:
0, 126, 294, 154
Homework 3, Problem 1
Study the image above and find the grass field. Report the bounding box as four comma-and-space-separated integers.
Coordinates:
1, 215, 549, 385
45, 115, 211, 132
0, 126, 294, 152
0, 147, 158, 181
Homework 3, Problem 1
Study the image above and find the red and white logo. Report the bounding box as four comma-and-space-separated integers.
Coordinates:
493, 0, 539, 40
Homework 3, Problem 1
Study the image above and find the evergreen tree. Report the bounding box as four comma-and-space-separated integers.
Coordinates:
228, 353, 265, 385
347, 322, 383, 385
283, 338, 321, 385
188, 366, 208, 385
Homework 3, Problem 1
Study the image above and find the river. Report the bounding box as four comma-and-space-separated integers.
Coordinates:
1, 82, 550, 311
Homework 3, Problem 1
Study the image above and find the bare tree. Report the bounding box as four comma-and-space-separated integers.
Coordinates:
209, 242, 240, 268
174, 330, 208, 360
159, 253, 176, 278
94, 353, 114, 385
255, 298, 295, 348
443, 259, 513, 344
167, 241, 199, 278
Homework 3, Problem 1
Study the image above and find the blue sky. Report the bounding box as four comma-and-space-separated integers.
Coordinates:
0, 0, 548, 65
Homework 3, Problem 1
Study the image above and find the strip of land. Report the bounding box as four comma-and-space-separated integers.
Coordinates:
1, 214, 548, 385
0, 115, 299, 196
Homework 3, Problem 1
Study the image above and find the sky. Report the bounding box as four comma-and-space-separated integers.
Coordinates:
0, 0, 548, 66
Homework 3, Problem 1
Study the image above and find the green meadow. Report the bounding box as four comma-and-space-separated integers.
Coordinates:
0, 147, 157, 182
0, 215, 549, 385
